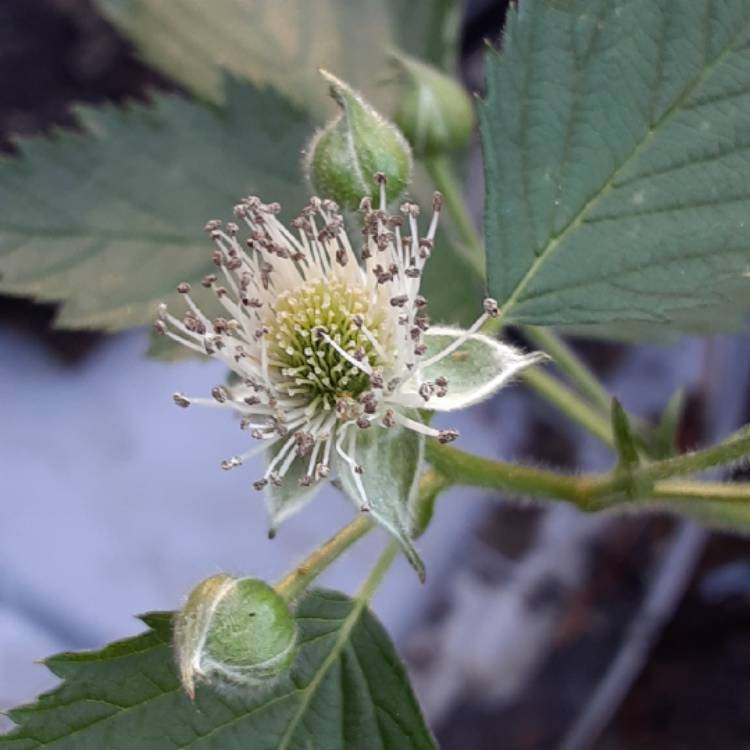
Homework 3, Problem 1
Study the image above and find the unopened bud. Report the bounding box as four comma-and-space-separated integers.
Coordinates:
390, 51, 475, 157
174, 575, 298, 698
305, 70, 412, 208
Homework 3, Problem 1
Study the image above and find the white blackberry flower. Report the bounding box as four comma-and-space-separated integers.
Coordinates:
157, 178, 543, 577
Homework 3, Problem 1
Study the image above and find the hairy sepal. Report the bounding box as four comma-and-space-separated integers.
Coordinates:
401, 326, 546, 411
335, 418, 426, 582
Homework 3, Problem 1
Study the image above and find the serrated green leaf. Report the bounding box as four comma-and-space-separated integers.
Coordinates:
93, 0, 453, 115
481, 0, 750, 329
336, 418, 426, 582
0, 590, 436, 750
0, 79, 313, 330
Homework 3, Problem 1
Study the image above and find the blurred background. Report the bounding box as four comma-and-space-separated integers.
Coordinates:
1, 1, 749, 748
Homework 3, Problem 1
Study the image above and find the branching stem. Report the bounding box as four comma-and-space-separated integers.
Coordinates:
427, 431, 750, 510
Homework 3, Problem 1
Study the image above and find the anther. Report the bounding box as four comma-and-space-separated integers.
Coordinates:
435, 376, 449, 397
483, 297, 500, 318
211, 385, 228, 403
418, 382, 435, 402
438, 429, 460, 444
153, 320, 167, 335
294, 431, 315, 457
253, 478, 269, 491
269, 472, 282, 487
176, 282, 191, 294
173, 393, 191, 408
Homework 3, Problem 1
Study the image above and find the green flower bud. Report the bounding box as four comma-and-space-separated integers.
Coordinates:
390, 51, 475, 157
305, 70, 412, 209
174, 574, 298, 698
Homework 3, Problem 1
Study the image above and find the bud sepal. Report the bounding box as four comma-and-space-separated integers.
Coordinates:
305, 70, 412, 208
174, 575, 298, 698
390, 51, 475, 157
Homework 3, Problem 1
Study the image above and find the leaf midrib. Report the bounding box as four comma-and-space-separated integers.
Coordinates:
495, 8, 750, 323
276, 595, 372, 750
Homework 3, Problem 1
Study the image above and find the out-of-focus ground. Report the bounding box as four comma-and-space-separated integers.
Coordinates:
1, 2, 749, 748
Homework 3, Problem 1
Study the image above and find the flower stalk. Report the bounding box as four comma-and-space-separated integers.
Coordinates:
427, 429, 750, 511
275, 514, 375, 601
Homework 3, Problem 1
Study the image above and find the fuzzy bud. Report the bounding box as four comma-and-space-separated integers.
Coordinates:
174, 575, 298, 698
390, 51, 475, 157
305, 70, 412, 209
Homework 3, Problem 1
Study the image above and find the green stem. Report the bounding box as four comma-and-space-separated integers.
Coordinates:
522, 366, 615, 448
275, 515, 374, 601
357, 541, 399, 601
653, 480, 750, 502
424, 155, 485, 276
586, 430, 750, 501
426, 441, 590, 507
427, 430, 750, 510
523, 326, 612, 415
413, 467, 453, 537
275, 467, 456, 600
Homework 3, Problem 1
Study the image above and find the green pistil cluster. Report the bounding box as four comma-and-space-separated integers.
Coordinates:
269, 279, 386, 404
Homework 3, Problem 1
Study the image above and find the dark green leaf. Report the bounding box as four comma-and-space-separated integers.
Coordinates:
94, 0, 453, 114
0, 590, 436, 750
0, 79, 312, 331
481, 0, 750, 328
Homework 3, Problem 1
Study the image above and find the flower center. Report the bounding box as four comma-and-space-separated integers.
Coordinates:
268, 278, 387, 405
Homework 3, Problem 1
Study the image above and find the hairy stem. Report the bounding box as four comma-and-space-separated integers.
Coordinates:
275, 515, 374, 601
275, 468, 456, 600
522, 366, 615, 448
426, 441, 591, 506
652, 480, 750, 501
357, 541, 399, 601
427, 430, 750, 510
523, 326, 612, 414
